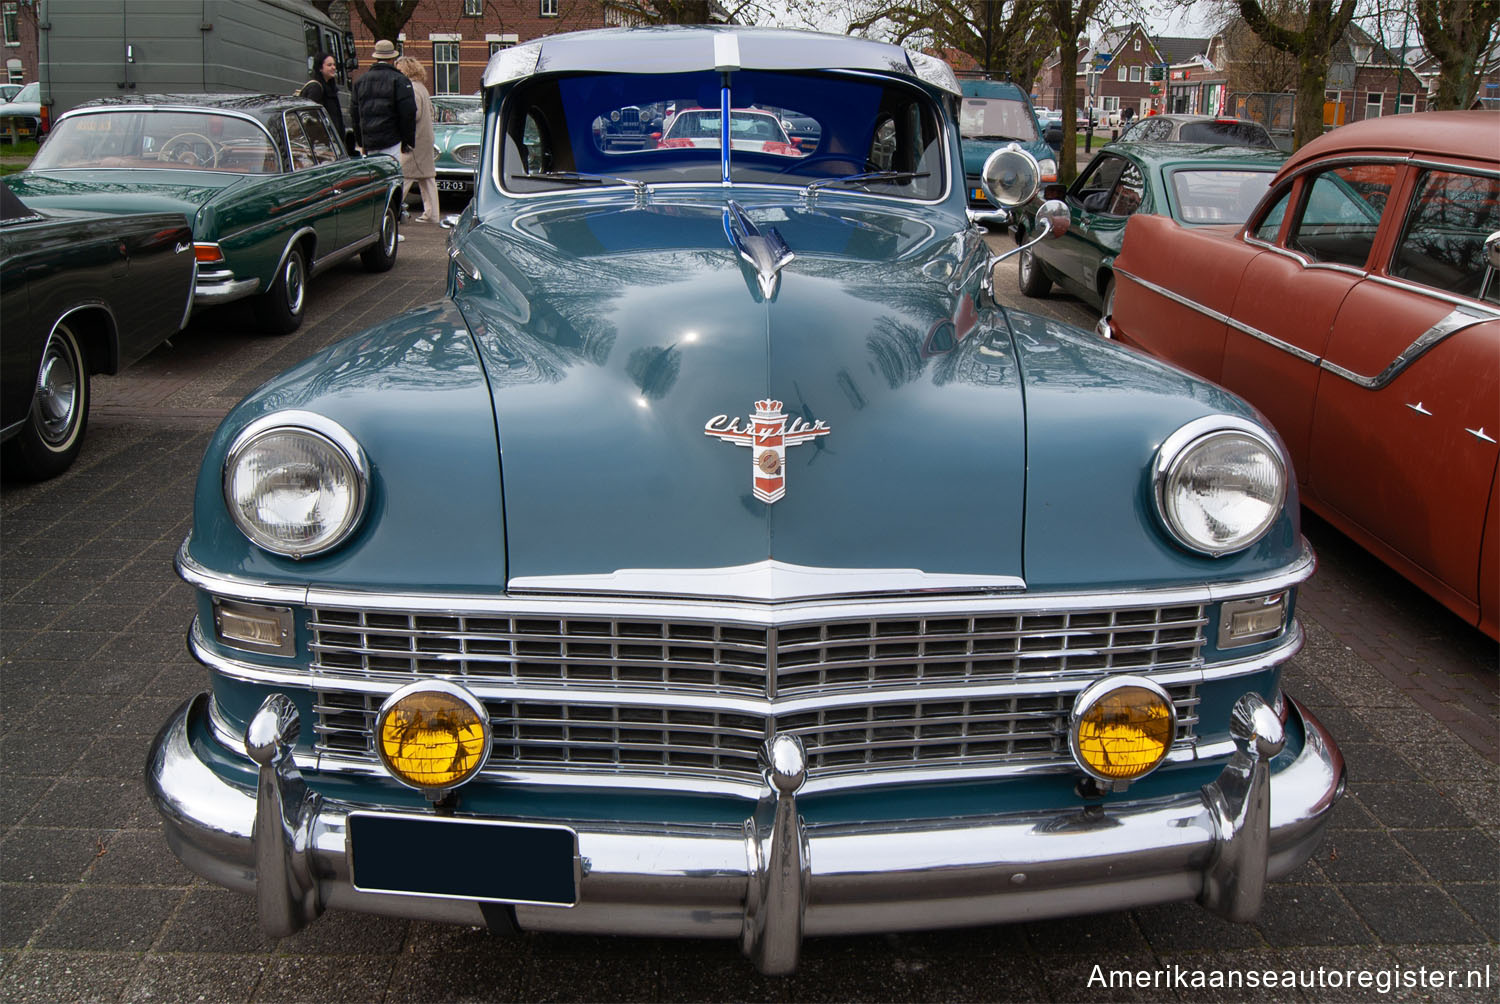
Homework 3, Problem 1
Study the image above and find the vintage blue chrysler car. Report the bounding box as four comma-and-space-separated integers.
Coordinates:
147, 27, 1344, 974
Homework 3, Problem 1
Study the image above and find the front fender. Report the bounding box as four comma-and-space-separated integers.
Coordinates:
185, 301, 507, 593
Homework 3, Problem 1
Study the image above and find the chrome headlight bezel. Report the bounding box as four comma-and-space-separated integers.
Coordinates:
1153, 415, 1288, 558
223, 411, 369, 559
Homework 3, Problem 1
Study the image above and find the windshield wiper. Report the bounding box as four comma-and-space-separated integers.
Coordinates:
514, 171, 647, 199
804, 171, 930, 198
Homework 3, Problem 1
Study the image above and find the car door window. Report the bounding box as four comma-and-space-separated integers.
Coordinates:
1072, 155, 1126, 213
298, 110, 339, 164
284, 113, 316, 171
1388, 168, 1500, 302
1285, 163, 1396, 268
1252, 186, 1292, 242
1107, 162, 1145, 216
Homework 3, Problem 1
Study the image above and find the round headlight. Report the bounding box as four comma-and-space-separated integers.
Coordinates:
1070, 676, 1176, 784
224, 411, 368, 558
1154, 417, 1286, 556
376, 681, 490, 790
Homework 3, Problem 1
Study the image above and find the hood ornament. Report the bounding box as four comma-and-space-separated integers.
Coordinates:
705, 399, 829, 503
724, 201, 793, 298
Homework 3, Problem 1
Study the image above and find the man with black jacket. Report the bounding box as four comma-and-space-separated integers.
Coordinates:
351, 40, 416, 158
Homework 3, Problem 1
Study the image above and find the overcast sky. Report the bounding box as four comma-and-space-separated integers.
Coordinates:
752, 1, 1229, 43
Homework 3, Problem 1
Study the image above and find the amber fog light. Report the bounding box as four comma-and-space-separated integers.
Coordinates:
376, 682, 490, 791
1070, 676, 1176, 787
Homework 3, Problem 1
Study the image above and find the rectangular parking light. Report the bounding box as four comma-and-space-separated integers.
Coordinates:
1218, 592, 1287, 649
193, 242, 224, 263
213, 598, 294, 657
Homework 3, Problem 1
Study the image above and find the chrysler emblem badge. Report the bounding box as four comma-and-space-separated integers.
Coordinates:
705, 399, 829, 503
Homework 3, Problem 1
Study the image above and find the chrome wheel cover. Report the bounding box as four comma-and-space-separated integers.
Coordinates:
34, 335, 80, 446
284, 254, 306, 317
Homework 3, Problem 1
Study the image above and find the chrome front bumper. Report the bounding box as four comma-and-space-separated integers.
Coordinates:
147, 690, 1343, 975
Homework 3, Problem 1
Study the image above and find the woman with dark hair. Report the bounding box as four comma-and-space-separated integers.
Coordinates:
301, 50, 348, 146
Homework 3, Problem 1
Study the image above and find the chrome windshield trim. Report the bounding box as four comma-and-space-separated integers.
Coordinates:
179, 539, 1315, 622
508, 558, 1026, 602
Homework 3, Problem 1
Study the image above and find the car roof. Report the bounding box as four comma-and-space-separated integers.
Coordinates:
482, 26, 959, 95
1281, 109, 1498, 173
65, 93, 317, 126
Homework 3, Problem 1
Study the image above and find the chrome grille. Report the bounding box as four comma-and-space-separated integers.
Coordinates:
309, 605, 1205, 697
308, 601, 1206, 785
453, 144, 479, 165
313, 684, 1199, 784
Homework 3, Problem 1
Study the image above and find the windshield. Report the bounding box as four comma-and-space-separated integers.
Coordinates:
1178, 121, 1274, 148
502, 69, 945, 201
15, 82, 38, 102
434, 98, 482, 125
958, 97, 1037, 142
32, 110, 279, 174
1170, 168, 1276, 224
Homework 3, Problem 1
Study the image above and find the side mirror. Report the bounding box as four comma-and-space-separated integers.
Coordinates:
1485, 231, 1500, 270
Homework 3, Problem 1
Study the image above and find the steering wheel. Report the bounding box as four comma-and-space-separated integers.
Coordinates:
777, 154, 881, 176
160, 132, 219, 168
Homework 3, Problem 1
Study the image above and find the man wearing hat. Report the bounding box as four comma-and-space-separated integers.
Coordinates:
351, 40, 417, 160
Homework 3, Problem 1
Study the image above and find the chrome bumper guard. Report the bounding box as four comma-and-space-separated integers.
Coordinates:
147, 690, 1343, 975
194, 274, 261, 306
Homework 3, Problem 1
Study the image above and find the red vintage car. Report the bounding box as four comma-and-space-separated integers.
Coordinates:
1109, 111, 1500, 639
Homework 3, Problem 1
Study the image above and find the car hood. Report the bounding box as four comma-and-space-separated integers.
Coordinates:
4, 169, 243, 221
453, 199, 1028, 591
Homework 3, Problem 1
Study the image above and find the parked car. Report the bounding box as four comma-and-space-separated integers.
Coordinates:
1117, 113, 1277, 149
655, 106, 802, 156
958, 78, 1056, 209
778, 110, 822, 153
7, 94, 402, 334
146, 27, 1343, 975
0, 81, 46, 141
1015, 142, 1286, 314
0, 183, 194, 479
431, 94, 483, 199
1110, 110, 1500, 639
0, 83, 22, 102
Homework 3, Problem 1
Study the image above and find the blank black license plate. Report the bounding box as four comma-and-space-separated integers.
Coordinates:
348, 813, 578, 906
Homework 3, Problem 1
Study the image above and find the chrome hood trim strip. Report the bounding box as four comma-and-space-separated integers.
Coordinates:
178, 536, 1314, 618
507, 558, 1025, 602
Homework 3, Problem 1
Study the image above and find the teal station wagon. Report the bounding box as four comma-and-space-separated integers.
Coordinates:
9, 94, 403, 334
147, 28, 1344, 974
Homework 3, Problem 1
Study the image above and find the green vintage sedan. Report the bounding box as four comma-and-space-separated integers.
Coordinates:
1015, 142, 1287, 316
431, 95, 483, 199
147, 28, 1343, 974
9, 94, 403, 334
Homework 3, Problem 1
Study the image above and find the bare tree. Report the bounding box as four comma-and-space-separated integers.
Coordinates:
1044, 0, 1107, 182
350, 0, 424, 41
1221, 12, 1300, 93
1416, 0, 1500, 108
847, 1, 1053, 89
1235, 0, 1358, 148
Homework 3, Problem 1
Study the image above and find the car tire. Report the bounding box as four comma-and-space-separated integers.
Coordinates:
361, 202, 399, 273
1018, 247, 1051, 298
2, 321, 90, 481
255, 245, 307, 335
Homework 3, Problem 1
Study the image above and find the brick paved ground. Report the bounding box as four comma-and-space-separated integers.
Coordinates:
1, 223, 1495, 1002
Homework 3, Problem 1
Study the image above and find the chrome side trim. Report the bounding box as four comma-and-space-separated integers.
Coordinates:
311, 232, 378, 274
178, 537, 1315, 620
1317, 304, 1494, 389
508, 558, 1026, 602
1119, 269, 1494, 389
1365, 274, 1500, 316
1116, 268, 1321, 365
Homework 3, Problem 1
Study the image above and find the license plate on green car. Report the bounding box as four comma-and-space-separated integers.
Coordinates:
349, 812, 579, 906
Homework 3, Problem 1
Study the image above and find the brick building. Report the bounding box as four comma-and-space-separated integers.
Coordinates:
347, 0, 728, 96
2, 0, 41, 87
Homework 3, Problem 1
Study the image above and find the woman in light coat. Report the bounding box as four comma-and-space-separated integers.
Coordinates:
394, 56, 438, 223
